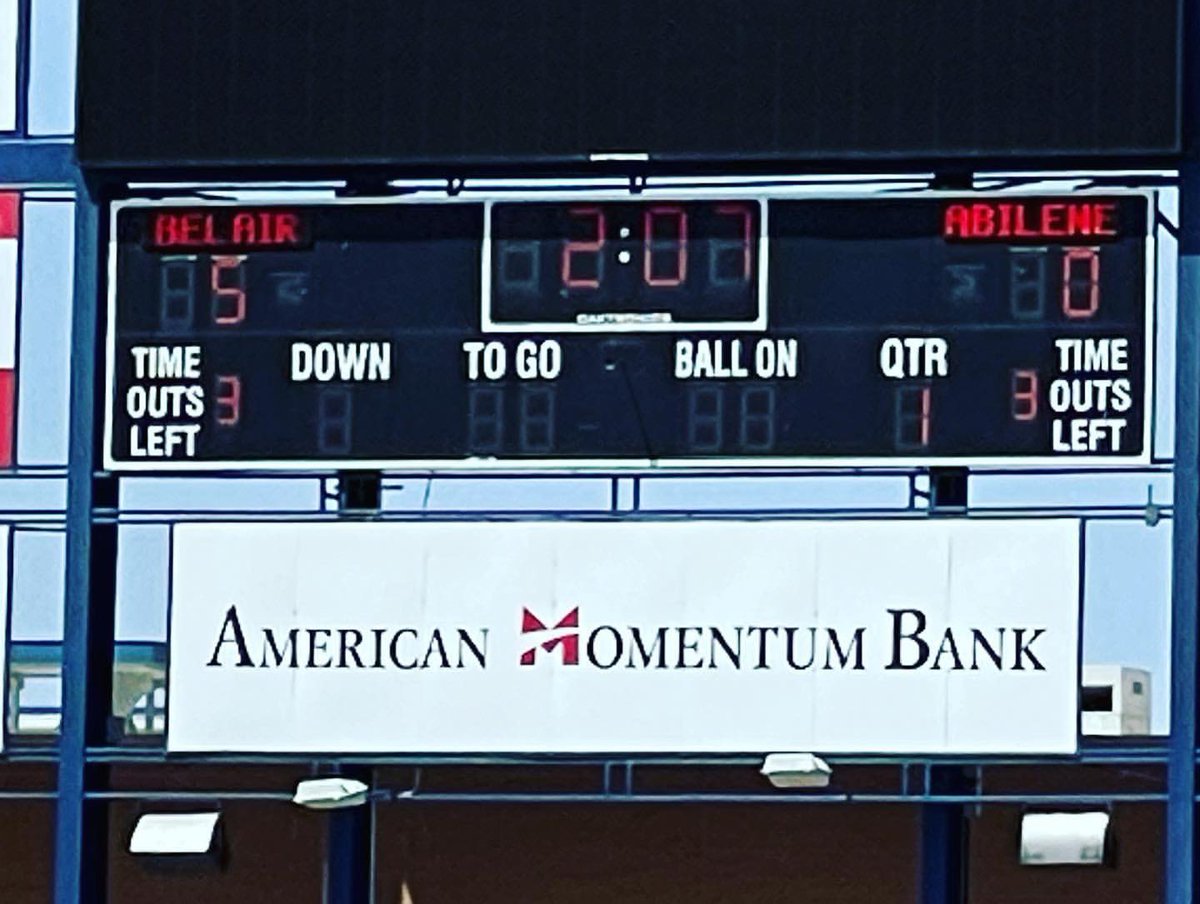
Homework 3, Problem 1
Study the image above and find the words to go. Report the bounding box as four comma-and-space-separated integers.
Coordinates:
463, 340, 562, 381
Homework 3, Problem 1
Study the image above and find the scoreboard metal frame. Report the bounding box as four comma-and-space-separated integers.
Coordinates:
101, 177, 1163, 473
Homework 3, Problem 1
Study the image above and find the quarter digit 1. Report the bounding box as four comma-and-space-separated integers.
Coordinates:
894, 385, 932, 450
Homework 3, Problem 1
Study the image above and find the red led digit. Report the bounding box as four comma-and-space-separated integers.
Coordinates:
211, 255, 247, 324
715, 202, 753, 281
317, 388, 352, 454
919, 386, 931, 446
561, 206, 605, 289
644, 205, 688, 287
894, 385, 932, 450
215, 375, 242, 426
1062, 247, 1100, 319
159, 257, 196, 330
1011, 369, 1039, 421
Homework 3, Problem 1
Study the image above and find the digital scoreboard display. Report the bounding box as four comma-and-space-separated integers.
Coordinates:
103, 190, 1154, 471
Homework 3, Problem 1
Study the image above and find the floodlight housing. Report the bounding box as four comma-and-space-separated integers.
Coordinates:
760, 753, 832, 789
1020, 811, 1111, 866
292, 777, 370, 810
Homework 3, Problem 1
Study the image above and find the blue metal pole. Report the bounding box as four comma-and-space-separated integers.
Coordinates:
1167, 3, 1200, 899
1168, 172, 1200, 904
52, 182, 102, 902
0, 142, 77, 184
920, 767, 966, 904
325, 767, 374, 904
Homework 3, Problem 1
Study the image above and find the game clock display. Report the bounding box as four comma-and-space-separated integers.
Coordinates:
103, 191, 1153, 470
486, 200, 764, 329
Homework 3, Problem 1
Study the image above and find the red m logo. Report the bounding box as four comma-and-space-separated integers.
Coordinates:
519, 607, 580, 666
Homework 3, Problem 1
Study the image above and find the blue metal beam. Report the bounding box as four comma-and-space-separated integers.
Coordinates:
325, 767, 374, 904
919, 767, 967, 904
69, 741, 1184, 767
1167, 172, 1200, 904
13, 0, 30, 137
1167, 3, 1200, 901
52, 185, 103, 902
0, 140, 76, 185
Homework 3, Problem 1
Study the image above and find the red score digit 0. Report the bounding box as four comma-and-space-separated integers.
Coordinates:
643, 204, 688, 287
1062, 248, 1100, 318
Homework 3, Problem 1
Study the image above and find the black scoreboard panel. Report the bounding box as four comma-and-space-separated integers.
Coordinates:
77, 0, 1180, 168
104, 193, 1152, 470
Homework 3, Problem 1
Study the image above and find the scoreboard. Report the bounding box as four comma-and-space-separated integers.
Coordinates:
103, 186, 1156, 471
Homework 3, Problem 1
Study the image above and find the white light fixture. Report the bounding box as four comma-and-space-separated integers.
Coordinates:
760, 753, 832, 789
1019, 811, 1111, 866
588, 151, 650, 162
292, 777, 370, 810
129, 812, 221, 856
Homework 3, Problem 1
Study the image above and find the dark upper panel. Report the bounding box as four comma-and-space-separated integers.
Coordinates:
76, 0, 1181, 170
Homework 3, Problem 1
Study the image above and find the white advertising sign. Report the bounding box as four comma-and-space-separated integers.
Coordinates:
168, 519, 1081, 754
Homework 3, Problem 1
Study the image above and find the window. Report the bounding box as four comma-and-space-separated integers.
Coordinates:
1081, 686, 1114, 713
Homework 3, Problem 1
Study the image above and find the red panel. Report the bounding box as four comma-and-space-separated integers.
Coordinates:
0, 193, 18, 239
0, 369, 15, 467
